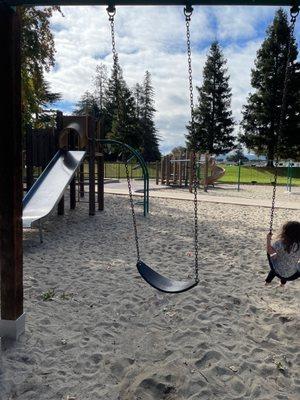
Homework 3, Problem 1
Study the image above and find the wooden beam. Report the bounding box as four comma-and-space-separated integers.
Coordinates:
0, 5, 23, 322
5, 1, 299, 7
88, 116, 96, 216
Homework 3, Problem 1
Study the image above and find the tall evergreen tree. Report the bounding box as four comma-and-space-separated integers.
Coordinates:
20, 6, 62, 127
186, 41, 235, 155
138, 71, 161, 161
240, 9, 300, 163
73, 91, 100, 118
103, 63, 141, 152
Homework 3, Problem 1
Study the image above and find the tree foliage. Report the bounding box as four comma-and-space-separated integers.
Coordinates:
75, 63, 161, 161
136, 71, 161, 161
73, 91, 100, 118
20, 6, 62, 127
226, 147, 249, 164
186, 41, 235, 155
240, 9, 300, 163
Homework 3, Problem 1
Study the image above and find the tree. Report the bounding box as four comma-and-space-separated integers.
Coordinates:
186, 41, 235, 155
93, 63, 108, 113
103, 63, 141, 155
137, 71, 161, 161
240, 9, 300, 164
226, 147, 249, 164
20, 6, 62, 127
73, 91, 100, 118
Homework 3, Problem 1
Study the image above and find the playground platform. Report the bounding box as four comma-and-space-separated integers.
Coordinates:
104, 180, 300, 211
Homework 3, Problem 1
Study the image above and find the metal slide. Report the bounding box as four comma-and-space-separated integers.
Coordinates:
23, 150, 86, 231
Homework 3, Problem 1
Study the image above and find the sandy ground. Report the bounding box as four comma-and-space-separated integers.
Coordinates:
105, 180, 300, 209
1, 191, 300, 400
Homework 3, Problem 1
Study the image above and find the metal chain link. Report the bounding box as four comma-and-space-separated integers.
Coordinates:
269, 6, 299, 235
107, 5, 118, 71
107, 5, 121, 109
107, 5, 140, 262
125, 162, 141, 262
184, 5, 199, 284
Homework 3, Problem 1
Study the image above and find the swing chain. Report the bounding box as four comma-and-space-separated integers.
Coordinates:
125, 162, 141, 262
269, 5, 299, 235
107, 5, 119, 80
106, 6, 140, 261
185, 6, 199, 283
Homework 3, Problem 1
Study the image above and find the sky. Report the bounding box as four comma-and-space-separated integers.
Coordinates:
46, 5, 300, 155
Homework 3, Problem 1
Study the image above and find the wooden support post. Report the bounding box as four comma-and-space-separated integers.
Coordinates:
79, 163, 85, 197
160, 157, 165, 185
57, 196, 65, 215
98, 153, 104, 211
179, 159, 182, 187
70, 179, 76, 210
173, 156, 177, 185
184, 150, 188, 187
166, 155, 170, 186
204, 152, 209, 192
0, 5, 25, 339
88, 116, 95, 216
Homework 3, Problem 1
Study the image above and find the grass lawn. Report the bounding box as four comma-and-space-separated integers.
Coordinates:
28, 161, 299, 187
218, 164, 300, 186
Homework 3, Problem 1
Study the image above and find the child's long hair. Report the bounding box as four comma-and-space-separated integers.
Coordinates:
279, 221, 300, 253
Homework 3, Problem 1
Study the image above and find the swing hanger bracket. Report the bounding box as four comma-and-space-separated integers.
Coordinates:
291, 4, 299, 19
184, 3, 193, 19
291, 0, 300, 17
107, 3, 116, 19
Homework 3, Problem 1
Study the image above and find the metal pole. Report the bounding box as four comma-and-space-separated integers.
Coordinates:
237, 159, 241, 191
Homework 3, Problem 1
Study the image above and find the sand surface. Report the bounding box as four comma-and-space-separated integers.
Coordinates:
105, 181, 300, 209
1, 191, 300, 400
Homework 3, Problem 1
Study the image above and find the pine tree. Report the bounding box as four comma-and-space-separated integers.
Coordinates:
103, 63, 141, 155
186, 41, 235, 155
138, 71, 161, 161
240, 9, 300, 163
73, 91, 100, 118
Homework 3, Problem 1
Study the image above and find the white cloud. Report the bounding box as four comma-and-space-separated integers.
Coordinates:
46, 5, 300, 154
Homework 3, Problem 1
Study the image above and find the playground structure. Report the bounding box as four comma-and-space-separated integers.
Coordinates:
158, 152, 225, 191
23, 149, 86, 242
23, 113, 103, 242
23, 112, 149, 243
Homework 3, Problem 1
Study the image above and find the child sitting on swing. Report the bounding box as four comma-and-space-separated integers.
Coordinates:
266, 221, 300, 286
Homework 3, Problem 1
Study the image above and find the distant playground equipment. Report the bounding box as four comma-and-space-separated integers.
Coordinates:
23, 112, 149, 241
157, 152, 225, 191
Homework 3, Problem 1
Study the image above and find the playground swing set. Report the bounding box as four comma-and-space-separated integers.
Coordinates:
0, 0, 299, 339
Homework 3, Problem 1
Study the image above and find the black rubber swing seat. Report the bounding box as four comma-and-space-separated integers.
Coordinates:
137, 261, 198, 294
